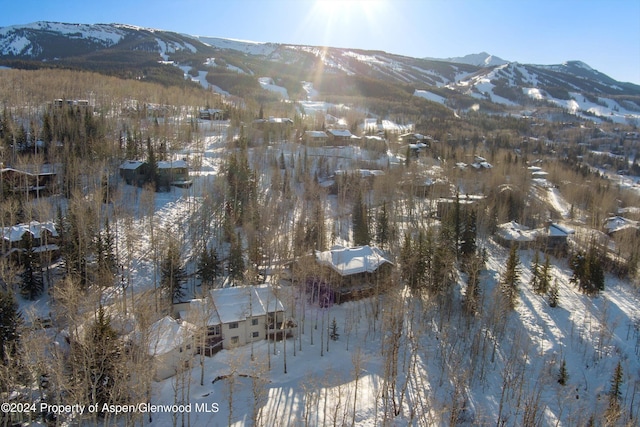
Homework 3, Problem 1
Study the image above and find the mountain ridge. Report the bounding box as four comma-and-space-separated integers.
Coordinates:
1, 21, 639, 123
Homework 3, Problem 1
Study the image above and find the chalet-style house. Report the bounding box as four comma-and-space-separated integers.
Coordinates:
314, 245, 393, 302
495, 221, 575, 252
1, 221, 60, 261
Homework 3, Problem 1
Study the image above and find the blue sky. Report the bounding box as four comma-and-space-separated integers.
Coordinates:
1, 0, 639, 84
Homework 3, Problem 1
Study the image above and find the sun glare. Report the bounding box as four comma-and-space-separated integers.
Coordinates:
305, 0, 389, 47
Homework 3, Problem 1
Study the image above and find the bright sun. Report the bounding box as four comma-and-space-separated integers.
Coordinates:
308, 0, 388, 45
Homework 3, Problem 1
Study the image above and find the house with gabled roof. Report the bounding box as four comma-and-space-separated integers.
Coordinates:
1, 221, 60, 261
314, 245, 393, 302
148, 316, 196, 381
175, 284, 291, 351
326, 128, 354, 144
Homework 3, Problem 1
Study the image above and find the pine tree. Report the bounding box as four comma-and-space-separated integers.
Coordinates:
352, 191, 370, 246
529, 251, 541, 294
69, 306, 125, 415
605, 361, 624, 422
500, 244, 521, 310
459, 208, 477, 258
228, 232, 245, 284
146, 137, 159, 191
20, 235, 44, 300
557, 358, 568, 385
197, 246, 221, 289
161, 239, 186, 302
0, 290, 21, 363
538, 254, 552, 295
548, 279, 560, 308
375, 201, 390, 250
569, 245, 605, 296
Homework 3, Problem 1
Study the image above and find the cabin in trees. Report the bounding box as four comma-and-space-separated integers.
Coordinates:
494, 220, 574, 252
1, 221, 60, 261
158, 160, 191, 187
251, 117, 294, 144
314, 245, 393, 303
436, 195, 485, 219
119, 159, 191, 188
326, 128, 354, 145
175, 285, 291, 353
119, 160, 149, 186
199, 108, 224, 121
304, 130, 329, 146
0, 166, 57, 197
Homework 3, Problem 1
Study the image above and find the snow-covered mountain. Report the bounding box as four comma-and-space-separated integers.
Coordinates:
434, 51, 509, 67
1, 21, 639, 123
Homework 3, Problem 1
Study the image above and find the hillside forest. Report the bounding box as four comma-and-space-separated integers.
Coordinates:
0, 67, 640, 426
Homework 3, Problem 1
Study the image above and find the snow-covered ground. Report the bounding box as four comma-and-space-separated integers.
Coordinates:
142, 237, 640, 426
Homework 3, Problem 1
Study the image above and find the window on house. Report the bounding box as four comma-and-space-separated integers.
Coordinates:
229, 322, 238, 329
230, 336, 239, 344
252, 331, 260, 338
252, 318, 259, 326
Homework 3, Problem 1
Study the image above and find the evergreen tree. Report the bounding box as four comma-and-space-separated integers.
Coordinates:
538, 254, 552, 295
400, 232, 418, 289
197, 246, 221, 289
432, 221, 456, 295
463, 251, 484, 316
557, 358, 568, 385
96, 217, 117, 277
548, 279, 560, 308
228, 232, 245, 284
500, 244, 521, 310
375, 201, 390, 250
352, 191, 370, 246
160, 240, 186, 302
0, 290, 21, 363
146, 137, 159, 191
529, 251, 541, 293
20, 234, 44, 300
459, 208, 477, 258
69, 306, 124, 415
569, 245, 605, 296
606, 361, 624, 422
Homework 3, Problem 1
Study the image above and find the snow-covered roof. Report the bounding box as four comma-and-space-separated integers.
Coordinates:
158, 160, 188, 169
148, 316, 194, 356
496, 221, 537, 242
305, 131, 328, 138
603, 216, 638, 234
119, 160, 145, 170
2, 221, 58, 243
547, 223, 575, 237
326, 129, 353, 138
210, 285, 284, 324
183, 299, 221, 326
334, 169, 384, 178
315, 245, 393, 276
471, 161, 493, 169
